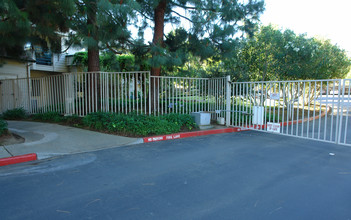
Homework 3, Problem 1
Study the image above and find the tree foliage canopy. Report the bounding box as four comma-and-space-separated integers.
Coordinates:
225, 25, 351, 81
0, 0, 75, 57
1, 1, 350, 81
133, 0, 265, 75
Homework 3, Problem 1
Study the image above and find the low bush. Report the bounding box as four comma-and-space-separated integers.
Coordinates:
83, 112, 197, 136
0, 118, 8, 135
32, 111, 64, 122
160, 113, 198, 130
64, 114, 82, 126
2, 108, 27, 120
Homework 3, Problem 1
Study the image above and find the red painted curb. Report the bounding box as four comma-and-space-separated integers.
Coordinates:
144, 127, 245, 143
247, 106, 332, 130
144, 107, 331, 143
0, 153, 37, 167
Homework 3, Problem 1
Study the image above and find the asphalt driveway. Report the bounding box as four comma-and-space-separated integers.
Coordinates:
1, 131, 351, 220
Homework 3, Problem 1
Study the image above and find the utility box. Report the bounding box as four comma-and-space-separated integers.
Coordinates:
252, 106, 264, 125
191, 112, 211, 127
217, 117, 225, 125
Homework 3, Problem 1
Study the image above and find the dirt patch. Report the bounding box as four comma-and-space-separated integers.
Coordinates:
0, 132, 25, 145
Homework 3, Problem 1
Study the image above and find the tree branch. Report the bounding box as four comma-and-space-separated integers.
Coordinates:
61, 41, 74, 53
170, 10, 196, 23
170, 2, 217, 12
106, 43, 123, 54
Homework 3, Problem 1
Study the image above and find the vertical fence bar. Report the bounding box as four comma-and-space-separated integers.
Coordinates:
330, 81, 336, 141
323, 81, 329, 141
306, 82, 311, 138
301, 82, 306, 137
296, 82, 300, 136
317, 81, 323, 139
225, 76, 231, 126
336, 80, 344, 144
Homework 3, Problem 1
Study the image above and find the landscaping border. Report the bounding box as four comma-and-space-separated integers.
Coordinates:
0, 153, 37, 167
144, 107, 332, 143
143, 127, 244, 143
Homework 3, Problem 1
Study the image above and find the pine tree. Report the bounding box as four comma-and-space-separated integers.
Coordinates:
0, 0, 75, 58
70, 0, 139, 72
135, 0, 265, 76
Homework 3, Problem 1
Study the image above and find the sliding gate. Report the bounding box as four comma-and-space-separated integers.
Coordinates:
230, 79, 351, 146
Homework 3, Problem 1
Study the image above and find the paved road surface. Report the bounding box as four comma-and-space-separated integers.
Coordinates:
1, 131, 351, 220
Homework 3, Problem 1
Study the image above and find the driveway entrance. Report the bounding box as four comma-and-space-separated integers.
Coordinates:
1, 132, 351, 219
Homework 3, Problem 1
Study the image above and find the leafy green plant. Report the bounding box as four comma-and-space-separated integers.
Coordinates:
82, 112, 111, 130
161, 113, 198, 130
82, 112, 196, 136
0, 119, 8, 135
2, 108, 27, 120
64, 115, 82, 126
32, 111, 64, 122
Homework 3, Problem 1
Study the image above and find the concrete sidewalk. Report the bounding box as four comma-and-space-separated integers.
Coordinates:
0, 121, 143, 160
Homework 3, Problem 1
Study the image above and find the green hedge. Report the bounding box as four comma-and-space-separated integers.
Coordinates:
2, 108, 27, 120
32, 111, 64, 122
82, 112, 197, 136
0, 118, 8, 135
27, 111, 197, 136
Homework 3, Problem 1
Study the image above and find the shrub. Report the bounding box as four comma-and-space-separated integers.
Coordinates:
32, 111, 64, 122
82, 112, 112, 130
2, 108, 27, 120
82, 112, 195, 136
64, 115, 82, 125
161, 113, 198, 130
0, 118, 8, 135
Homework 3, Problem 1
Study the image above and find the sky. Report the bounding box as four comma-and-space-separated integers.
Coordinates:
137, 0, 351, 57
260, 0, 351, 56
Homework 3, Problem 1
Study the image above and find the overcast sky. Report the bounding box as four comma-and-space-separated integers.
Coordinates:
260, 0, 351, 55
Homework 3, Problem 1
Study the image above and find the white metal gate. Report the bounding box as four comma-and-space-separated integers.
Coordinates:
2, 72, 351, 146
229, 79, 351, 146
149, 76, 227, 121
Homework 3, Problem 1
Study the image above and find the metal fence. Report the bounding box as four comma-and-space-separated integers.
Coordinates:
149, 76, 227, 121
230, 79, 351, 146
0, 72, 228, 119
2, 72, 351, 146
0, 71, 150, 116
64, 71, 149, 116
0, 75, 66, 114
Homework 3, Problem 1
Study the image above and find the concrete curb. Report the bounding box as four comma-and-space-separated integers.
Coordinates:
143, 127, 244, 143
143, 107, 332, 143
0, 153, 37, 167
1, 107, 330, 166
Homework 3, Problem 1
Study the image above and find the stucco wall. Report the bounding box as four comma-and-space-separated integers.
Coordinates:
0, 59, 28, 79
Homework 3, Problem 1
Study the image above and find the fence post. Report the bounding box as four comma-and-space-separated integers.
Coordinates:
148, 74, 151, 115
335, 79, 344, 144
226, 75, 231, 126
12, 79, 16, 109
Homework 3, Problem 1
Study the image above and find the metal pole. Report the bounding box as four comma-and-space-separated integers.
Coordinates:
226, 75, 231, 126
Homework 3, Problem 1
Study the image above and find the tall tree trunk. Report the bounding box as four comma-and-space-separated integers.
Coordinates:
150, 0, 166, 113
87, 0, 101, 111
87, 0, 99, 72
88, 49, 100, 72
151, 0, 166, 77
